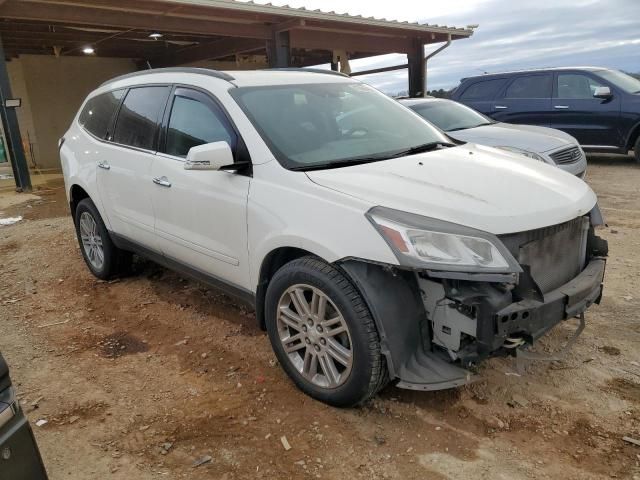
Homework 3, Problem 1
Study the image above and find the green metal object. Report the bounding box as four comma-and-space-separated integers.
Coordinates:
0, 137, 7, 163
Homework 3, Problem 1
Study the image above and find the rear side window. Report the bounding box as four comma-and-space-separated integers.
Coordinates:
165, 90, 236, 158
505, 75, 552, 99
79, 90, 124, 139
460, 79, 507, 100
113, 86, 170, 150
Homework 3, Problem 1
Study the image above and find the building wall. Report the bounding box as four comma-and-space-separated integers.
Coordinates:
10, 55, 136, 170
6, 54, 267, 171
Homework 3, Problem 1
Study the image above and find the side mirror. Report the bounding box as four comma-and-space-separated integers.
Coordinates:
184, 141, 233, 170
593, 86, 611, 99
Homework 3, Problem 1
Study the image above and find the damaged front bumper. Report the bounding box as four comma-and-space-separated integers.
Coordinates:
340, 254, 606, 392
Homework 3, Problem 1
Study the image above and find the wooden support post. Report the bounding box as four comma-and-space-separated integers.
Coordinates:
407, 39, 425, 98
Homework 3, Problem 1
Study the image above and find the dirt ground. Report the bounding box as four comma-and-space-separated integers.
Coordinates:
1, 154, 639, 479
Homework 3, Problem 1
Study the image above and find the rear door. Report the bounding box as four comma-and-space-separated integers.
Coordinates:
150, 87, 251, 290
550, 72, 621, 147
491, 73, 553, 126
0, 354, 48, 480
96, 85, 170, 249
455, 77, 508, 116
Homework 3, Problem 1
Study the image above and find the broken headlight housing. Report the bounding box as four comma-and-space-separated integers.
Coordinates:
367, 206, 521, 273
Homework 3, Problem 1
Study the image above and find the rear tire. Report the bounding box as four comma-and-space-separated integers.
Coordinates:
74, 198, 131, 280
265, 256, 387, 407
634, 136, 640, 163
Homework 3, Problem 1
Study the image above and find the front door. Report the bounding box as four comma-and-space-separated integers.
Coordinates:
150, 87, 251, 290
96, 85, 170, 250
550, 72, 621, 147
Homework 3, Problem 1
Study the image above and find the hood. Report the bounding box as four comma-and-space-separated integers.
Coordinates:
448, 123, 576, 154
306, 144, 596, 235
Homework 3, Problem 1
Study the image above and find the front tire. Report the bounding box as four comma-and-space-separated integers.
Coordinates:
74, 198, 131, 280
265, 257, 387, 407
634, 136, 640, 164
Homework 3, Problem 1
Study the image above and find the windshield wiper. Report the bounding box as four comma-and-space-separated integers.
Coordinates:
290, 156, 388, 171
448, 122, 492, 132
290, 141, 455, 171
386, 141, 456, 158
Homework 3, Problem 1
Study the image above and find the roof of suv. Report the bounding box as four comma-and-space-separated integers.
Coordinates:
101, 67, 353, 89
461, 66, 609, 81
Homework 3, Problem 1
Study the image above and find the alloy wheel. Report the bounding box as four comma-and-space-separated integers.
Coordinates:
276, 284, 353, 389
79, 211, 104, 270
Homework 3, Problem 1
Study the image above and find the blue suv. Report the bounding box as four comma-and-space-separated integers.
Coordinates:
452, 67, 640, 162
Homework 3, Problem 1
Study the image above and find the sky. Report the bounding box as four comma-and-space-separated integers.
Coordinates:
242, 0, 640, 94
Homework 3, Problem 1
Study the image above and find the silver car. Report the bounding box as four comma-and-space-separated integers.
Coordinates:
400, 98, 587, 178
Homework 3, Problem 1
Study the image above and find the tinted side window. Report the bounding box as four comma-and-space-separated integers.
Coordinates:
557, 74, 604, 99
165, 92, 236, 158
460, 79, 507, 100
505, 75, 552, 99
79, 90, 124, 139
113, 86, 170, 150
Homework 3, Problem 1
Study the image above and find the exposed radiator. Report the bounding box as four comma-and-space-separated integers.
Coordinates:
500, 217, 589, 293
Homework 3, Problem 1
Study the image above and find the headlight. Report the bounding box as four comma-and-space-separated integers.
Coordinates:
367, 207, 521, 273
495, 146, 545, 162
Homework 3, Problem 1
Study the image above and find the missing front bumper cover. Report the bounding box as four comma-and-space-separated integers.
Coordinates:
514, 313, 586, 374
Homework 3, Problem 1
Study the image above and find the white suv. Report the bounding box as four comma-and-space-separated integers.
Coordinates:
61, 68, 608, 407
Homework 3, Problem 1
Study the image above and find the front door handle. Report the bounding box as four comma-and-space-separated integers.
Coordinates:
554, 105, 569, 109
97, 161, 110, 170
152, 176, 172, 188
494, 105, 508, 110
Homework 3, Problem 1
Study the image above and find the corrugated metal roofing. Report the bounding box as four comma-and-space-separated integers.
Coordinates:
165, 0, 475, 36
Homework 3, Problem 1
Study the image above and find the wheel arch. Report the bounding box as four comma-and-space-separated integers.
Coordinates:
69, 183, 90, 217
255, 247, 319, 329
625, 120, 640, 151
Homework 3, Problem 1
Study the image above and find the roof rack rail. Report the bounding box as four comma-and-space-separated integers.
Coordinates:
266, 67, 349, 78
100, 67, 235, 87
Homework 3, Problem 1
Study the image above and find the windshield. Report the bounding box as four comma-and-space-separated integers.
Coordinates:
408, 100, 493, 132
230, 82, 448, 169
596, 70, 640, 94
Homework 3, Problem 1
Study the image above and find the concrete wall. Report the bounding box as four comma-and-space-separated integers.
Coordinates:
8, 55, 136, 170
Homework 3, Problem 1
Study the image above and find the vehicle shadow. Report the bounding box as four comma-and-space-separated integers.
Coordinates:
586, 152, 636, 167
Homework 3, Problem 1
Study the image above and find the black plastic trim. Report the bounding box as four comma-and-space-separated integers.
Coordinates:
100, 67, 235, 87
266, 67, 349, 78
110, 232, 256, 308
338, 258, 472, 389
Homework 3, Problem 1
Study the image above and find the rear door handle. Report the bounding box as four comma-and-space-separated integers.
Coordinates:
97, 161, 110, 170
554, 105, 569, 109
152, 176, 171, 188
494, 105, 508, 110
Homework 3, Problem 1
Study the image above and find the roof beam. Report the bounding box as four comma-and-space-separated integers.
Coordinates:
149, 37, 265, 68
290, 29, 411, 54
0, 1, 272, 39
272, 18, 306, 34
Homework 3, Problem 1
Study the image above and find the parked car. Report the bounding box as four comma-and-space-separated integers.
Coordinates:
451, 67, 640, 162
399, 97, 587, 177
0, 353, 48, 479
60, 68, 608, 407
